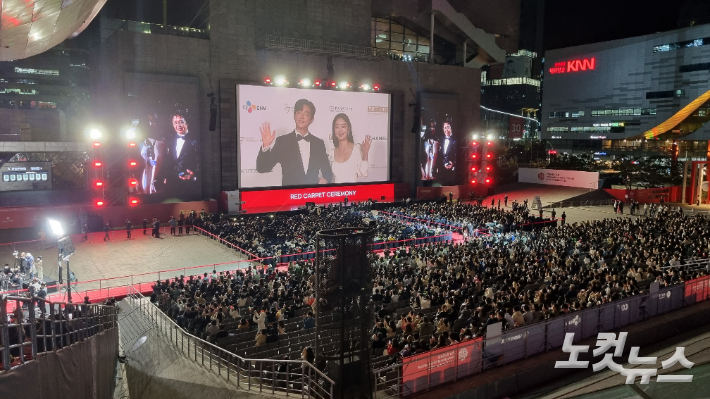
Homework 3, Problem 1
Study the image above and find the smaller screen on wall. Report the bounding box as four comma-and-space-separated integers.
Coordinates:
418, 95, 460, 185
0, 162, 52, 191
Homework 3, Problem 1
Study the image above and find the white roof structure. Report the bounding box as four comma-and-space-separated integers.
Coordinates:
0, 0, 107, 61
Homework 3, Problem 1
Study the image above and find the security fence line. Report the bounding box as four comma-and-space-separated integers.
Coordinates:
373, 275, 710, 398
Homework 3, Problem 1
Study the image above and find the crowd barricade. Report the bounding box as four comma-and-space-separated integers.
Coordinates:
194, 227, 258, 258
376, 276, 710, 398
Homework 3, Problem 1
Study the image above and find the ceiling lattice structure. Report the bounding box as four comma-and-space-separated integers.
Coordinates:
0, 0, 106, 61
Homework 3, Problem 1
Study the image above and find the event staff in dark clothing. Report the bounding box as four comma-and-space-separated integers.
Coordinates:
152, 218, 160, 238
126, 219, 132, 239
143, 219, 148, 235
103, 223, 110, 241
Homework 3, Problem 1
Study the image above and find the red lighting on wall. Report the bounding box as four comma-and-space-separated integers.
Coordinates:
129, 160, 138, 167
486, 166, 492, 171
549, 57, 596, 75
96, 200, 104, 206
94, 161, 102, 167
485, 178, 492, 184
486, 153, 492, 159
95, 181, 103, 187
93, 142, 101, 147
471, 179, 476, 184
472, 154, 477, 159
471, 166, 477, 172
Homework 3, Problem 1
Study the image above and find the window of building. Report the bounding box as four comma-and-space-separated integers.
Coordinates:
549, 110, 583, 118
371, 18, 429, 62
647, 90, 685, 99
592, 108, 655, 116
679, 62, 710, 72
0, 99, 16, 109
546, 127, 569, 132
654, 37, 708, 53
14, 67, 59, 76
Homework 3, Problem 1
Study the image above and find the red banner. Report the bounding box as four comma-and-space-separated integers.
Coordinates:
401, 337, 482, 395
684, 275, 710, 303
509, 117, 524, 139
241, 183, 394, 212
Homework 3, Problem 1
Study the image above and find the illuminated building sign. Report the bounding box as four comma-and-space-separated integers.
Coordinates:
549, 58, 596, 74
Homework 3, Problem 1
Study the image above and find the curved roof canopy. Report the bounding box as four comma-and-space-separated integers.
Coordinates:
0, 0, 106, 61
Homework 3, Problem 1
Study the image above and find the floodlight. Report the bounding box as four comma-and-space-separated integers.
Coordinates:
89, 129, 102, 140
126, 127, 137, 140
48, 219, 64, 236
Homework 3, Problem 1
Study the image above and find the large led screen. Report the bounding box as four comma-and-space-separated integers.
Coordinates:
125, 77, 201, 201
418, 95, 460, 185
237, 85, 390, 188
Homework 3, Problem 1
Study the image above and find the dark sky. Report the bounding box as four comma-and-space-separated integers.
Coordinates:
544, 0, 692, 50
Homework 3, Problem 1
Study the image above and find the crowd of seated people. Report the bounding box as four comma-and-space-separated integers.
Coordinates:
154, 201, 710, 368
201, 205, 444, 259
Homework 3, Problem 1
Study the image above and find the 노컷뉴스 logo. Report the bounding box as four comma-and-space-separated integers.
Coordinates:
458, 348, 469, 361
538, 173, 545, 180
556, 332, 695, 384
243, 101, 266, 113
240, 136, 260, 143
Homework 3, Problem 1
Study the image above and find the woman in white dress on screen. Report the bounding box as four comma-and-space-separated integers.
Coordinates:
328, 113, 371, 183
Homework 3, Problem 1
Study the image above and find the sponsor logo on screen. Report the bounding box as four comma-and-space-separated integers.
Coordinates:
239, 136, 260, 142
371, 136, 388, 141
368, 106, 389, 113
241, 169, 258, 174
243, 101, 266, 113
329, 106, 353, 112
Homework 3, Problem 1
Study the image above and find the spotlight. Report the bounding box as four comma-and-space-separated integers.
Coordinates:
125, 127, 137, 140
89, 129, 102, 140
487, 134, 495, 140
299, 79, 312, 88
471, 180, 476, 184
48, 219, 64, 236
360, 84, 371, 91
373, 84, 380, 91
128, 160, 138, 167
129, 199, 139, 205
94, 161, 102, 167
472, 141, 479, 146
274, 76, 288, 86
129, 179, 138, 186
485, 178, 492, 184
128, 142, 137, 147
330, 81, 337, 88
314, 79, 322, 87
95, 181, 104, 187
264, 77, 272, 84
486, 153, 492, 159
471, 167, 477, 172
472, 154, 477, 159
338, 81, 350, 89
487, 141, 493, 146
486, 166, 492, 171
472, 134, 479, 140
95, 200, 104, 207
93, 142, 101, 147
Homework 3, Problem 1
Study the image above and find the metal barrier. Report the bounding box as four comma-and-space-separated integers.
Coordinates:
0, 295, 117, 372
373, 276, 710, 398
123, 285, 335, 399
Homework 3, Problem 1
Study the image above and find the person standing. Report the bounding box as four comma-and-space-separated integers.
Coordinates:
551, 209, 557, 220
178, 216, 184, 235
498, 199, 501, 209
256, 99, 333, 186
126, 219, 132, 239
82, 224, 88, 241
143, 218, 148, 235
561, 212, 566, 225
169, 216, 177, 236
504, 195, 508, 207
35, 256, 43, 280
103, 223, 110, 241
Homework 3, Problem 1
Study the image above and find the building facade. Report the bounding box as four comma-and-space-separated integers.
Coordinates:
542, 23, 710, 160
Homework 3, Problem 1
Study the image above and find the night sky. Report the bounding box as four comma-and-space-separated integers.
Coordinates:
544, 0, 691, 50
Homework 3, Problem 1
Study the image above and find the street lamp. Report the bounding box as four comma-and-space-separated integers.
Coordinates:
48, 219, 76, 303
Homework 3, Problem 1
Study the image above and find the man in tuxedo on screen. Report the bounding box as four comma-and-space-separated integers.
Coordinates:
164, 109, 199, 191
438, 119, 457, 183
256, 99, 333, 186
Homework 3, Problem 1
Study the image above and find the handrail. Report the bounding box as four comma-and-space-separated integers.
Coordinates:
0, 294, 118, 372
124, 285, 335, 398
